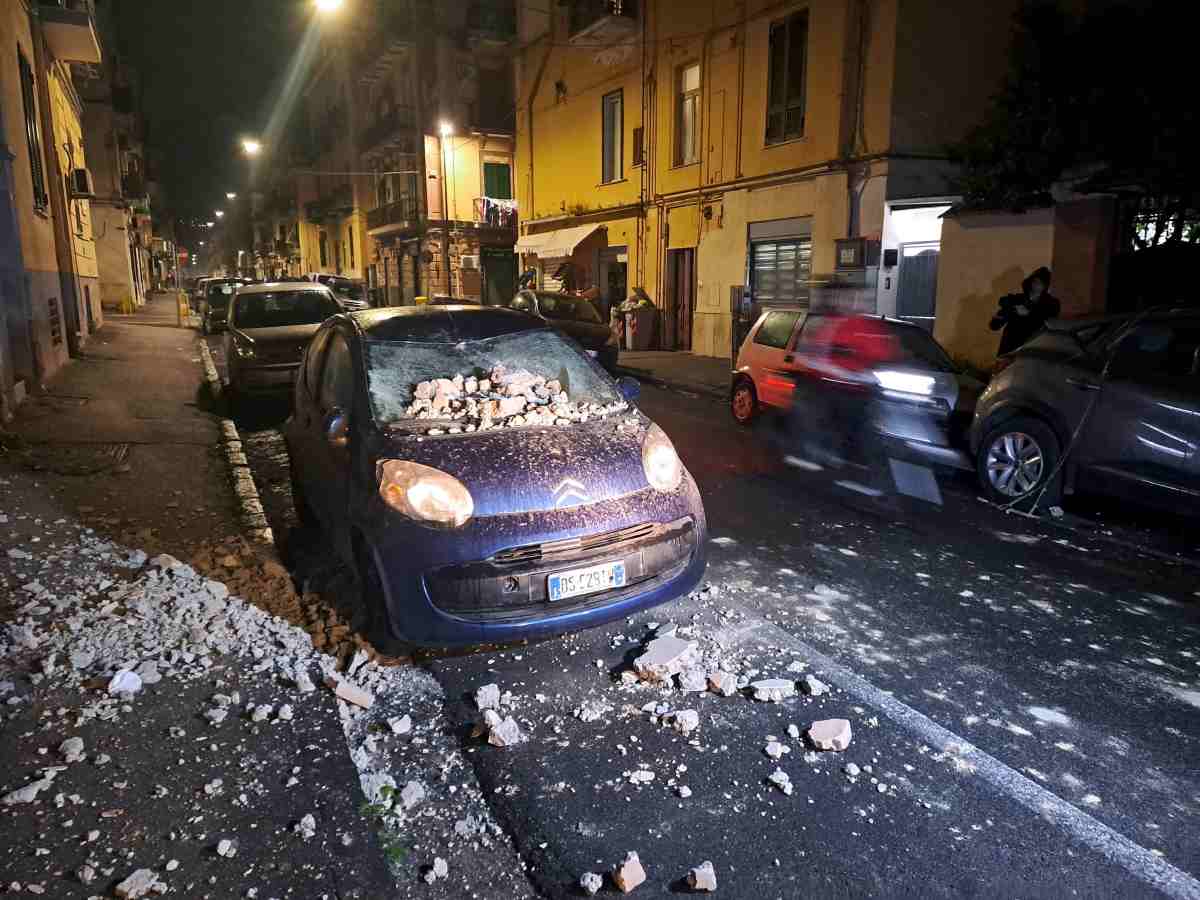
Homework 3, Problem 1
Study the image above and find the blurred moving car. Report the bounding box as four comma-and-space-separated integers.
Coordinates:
308, 273, 370, 311
199, 278, 248, 334
284, 305, 706, 648
503, 289, 619, 371
732, 310, 982, 466
971, 308, 1200, 509
223, 283, 341, 407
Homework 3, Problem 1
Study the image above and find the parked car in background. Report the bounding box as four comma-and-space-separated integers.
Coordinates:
971, 308, 1199, 510
502, 290, 619, 371
732, 310, 982, 471
223, 282, 341, 408
199, 278, 249, 334
284, 305, 706, 649
308, 273, 370, 311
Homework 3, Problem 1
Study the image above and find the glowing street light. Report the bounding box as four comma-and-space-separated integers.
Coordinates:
438, 120, 454, 137
225, 192, 237, 200
315, 0, 343, 11
241, 138, 262, 157
206, 221, 215, 228
198, 241, 206, 247
214, 210, 225, 218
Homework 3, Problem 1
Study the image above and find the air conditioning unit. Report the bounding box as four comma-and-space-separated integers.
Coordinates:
69, 167, 95, 199
460, 254, 480, 271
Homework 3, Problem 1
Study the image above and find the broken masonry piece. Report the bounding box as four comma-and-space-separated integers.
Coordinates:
612, 851, 647, 893
688, 861, 718, 892
807, 718, 852, 751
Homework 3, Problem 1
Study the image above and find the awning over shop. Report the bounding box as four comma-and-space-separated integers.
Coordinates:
514, 224, 604, 259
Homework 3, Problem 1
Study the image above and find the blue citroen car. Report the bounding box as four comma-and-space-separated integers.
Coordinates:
284, 306, 707, 649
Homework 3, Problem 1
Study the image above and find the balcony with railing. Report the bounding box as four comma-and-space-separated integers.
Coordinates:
354, 0, 418, 86
568, 0, 638, 44
39, 0, 101, 63
366, 196, 420, 235
121, 172, 146, 201
473, 197, 517, 232
359, 106, 416, 158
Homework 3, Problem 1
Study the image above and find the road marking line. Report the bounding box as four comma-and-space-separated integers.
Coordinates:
738, 616, 1200, 900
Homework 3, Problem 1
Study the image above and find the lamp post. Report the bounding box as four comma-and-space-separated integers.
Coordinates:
438, 121, 453, 296
226, 192, 237, 200
241, 138, 262, 157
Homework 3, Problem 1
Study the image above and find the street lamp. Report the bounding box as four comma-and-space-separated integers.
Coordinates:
315, 0, 343, 11
215, 210, 225, 219
206, 221, 215, 228
241, 138, 262, 157
438, 120, 454, 137
226, 192, 237, 200
198, 241, 205, 247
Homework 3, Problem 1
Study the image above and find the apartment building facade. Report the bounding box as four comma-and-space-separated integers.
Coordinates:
1, 0, 102, 420
514, 0, 1021, 357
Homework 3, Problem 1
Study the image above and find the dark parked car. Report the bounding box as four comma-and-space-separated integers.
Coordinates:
199, 279, 248, 334
224, 283, 341, 406
971, 309, 1200, 509
504, 290, 619, 371
309, 273, 370, 311
733, 310, 983, 468
284, 305, 706, 648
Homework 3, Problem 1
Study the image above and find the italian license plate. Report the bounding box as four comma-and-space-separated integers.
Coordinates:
548, 561, 626, 602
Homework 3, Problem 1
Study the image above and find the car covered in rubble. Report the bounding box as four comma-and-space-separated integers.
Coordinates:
284, 305, 707, 648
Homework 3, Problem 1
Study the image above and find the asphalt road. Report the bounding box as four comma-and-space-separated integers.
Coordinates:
206, 334, 1200, 897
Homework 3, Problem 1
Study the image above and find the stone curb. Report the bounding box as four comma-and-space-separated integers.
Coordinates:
614, 364, 729, 402
198, 337, 275, 546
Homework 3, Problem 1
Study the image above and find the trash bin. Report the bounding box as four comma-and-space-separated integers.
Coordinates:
624, 307, 656, 350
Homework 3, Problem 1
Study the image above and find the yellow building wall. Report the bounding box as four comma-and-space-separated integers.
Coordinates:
49, 70, 97, 281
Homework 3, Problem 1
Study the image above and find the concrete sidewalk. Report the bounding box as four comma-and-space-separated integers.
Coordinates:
615, 350, 731, 400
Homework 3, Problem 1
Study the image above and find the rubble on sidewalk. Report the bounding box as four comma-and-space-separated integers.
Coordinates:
612, 851, 647, 893
807, 718, 853, 751
580, 871, 604, 896
632, 635, 697, 683
688, 860, 718, 892
750, 678, 797, 702
114, 868, 164, 899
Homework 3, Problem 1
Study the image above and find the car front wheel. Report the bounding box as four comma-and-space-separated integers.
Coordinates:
976, 415, 1062, 510
356, 543, 411, 658
731, 378, 758, 425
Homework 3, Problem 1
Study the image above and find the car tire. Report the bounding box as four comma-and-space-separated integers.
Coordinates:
976, 415, 1062, 511
731, 377, 758, 425
356, 542, 412, 658
201, 317, 208, 336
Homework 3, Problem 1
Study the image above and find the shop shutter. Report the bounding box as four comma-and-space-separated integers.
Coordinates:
751, 238, 811, 306
541, 261, 564, 293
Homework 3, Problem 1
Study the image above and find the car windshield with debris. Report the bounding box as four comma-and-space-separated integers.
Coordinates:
364, 329, 625, 433
230, 290, 340, 330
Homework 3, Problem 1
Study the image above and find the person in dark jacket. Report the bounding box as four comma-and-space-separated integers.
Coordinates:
990, 266, 1061, 355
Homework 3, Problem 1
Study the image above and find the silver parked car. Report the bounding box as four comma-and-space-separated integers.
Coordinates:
970, 308, 1200, 510
224, 282, 341, 408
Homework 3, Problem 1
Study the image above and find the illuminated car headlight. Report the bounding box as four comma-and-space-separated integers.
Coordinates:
378, 460, 474, 528
641, 423, 682, 492
873, 370, 934, 395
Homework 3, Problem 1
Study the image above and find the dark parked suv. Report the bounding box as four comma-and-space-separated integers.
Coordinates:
970, 309, 1200, 510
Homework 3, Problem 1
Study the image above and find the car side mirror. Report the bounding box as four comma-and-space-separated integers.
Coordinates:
616, 376, 641, 402
324, 408, 349, 450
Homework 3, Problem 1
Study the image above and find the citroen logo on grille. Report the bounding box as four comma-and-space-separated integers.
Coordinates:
552, 477, 591, 509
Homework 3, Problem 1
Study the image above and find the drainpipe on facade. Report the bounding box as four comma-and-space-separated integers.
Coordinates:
29, 10, 84, 357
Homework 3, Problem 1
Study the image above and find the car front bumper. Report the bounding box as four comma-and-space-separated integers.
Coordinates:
360, 475, 707, 647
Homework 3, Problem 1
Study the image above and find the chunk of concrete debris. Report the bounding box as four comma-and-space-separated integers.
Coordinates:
388, 714, 412, 735
580, 871, 604, 896
612, 851, 647, 893
475, 683, 501, 711
251, 704, 272, 723
633, 636, 697, 683
677, 785, 692, 799
768, 768, 794, 796
277, 704, 294, 722
670, 709, 700, 735
844, 762, 861, 779
328, 677, 373, 710
422, 856, 449, 884
764, 740, 790, 760
574, 699, 611, 723
114, 868, 162, 899
68, 650, 94, 671
807, 718, 852, 751
216, 838, 237, 858
292, 670, 316, 694
787, 723, 801, 739
800, 674, 830, 696
706, 670, 738, 697
676, 667, 708, 693
107, 669, 143, 696
2, 772, 56, 806
688, 860, 718, 892
750, 678, 796, 702
487, 716, 525, 747
204, 707, 228, 726
295, 814, 316, 840
59, 737, 85, 763
399, 780, 425, 811
77, 864, 96, 884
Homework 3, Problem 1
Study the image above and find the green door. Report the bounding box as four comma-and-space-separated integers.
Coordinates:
483, 163, 512, 200
482, 249, 517, 306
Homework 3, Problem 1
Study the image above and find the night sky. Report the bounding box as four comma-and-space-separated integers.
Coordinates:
116, 0, 305, 236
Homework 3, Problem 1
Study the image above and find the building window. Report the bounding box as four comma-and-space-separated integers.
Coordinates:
318, 231, 328, 268
601, 90, 623, 184
18, 48, 48, 211
766, 10, 808, 144
348, 226, 355, 270
632, 126, 644, 167
483, 162, 512, 200
676, 62, 700, 166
